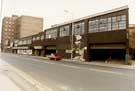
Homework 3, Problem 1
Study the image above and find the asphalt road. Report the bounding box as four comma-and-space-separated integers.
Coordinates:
1, 53, 135, 91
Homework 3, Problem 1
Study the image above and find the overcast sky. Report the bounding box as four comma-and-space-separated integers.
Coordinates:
0, 0, 135, 41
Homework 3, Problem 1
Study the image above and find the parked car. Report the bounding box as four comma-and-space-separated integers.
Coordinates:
48, 53, 62, 60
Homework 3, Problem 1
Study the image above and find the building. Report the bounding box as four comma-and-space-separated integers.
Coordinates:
129, 24, 135, 59
15, 15, 43, 38
1, 15, 18, 52
1, 15, 43, 53
12, 6, 132, 63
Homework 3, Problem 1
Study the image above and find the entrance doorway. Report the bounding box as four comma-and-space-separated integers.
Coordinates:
45, 46, 56, 55
90, 49, 126, 61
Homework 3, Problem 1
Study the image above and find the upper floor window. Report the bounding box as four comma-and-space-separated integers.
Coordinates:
99, 18, 107, 32
107, 18, 112, 31
18, 41, 22, 45
112, 17, 119, 30
60, 25, 70, 37
89, 20, 99, 33
32, 37, 36, 41
118, 15, 126, 30
36, 36, 40, 40
26, 38, 32, 44
89, 15, 127, 33
40, 35, 44, 40
46, 29, 57, 39
73, 22, 85, 35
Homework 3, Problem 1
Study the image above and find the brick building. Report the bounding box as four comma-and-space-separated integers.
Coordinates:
1, 15, 43, 53
1, 15, 18, 52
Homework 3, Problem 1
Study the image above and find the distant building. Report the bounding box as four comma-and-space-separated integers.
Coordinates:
1, 15, 18, 52
1, 15, 43, 53
15, 15, 43, 38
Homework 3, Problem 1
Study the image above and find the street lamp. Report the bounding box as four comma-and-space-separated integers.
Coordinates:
64, 10, 74, 61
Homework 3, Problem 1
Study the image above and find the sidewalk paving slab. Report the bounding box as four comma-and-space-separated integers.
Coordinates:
0, 62, 22, 91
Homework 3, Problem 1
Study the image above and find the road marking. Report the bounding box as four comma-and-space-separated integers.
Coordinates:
88, 68, 124, 75
61, 64, 83, 69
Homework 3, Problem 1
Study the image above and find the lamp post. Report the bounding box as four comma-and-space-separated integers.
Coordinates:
64, 10, 74, 61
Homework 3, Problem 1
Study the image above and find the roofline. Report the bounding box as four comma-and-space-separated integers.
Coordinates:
20, 15, 43, 19
52, 5, 128, 27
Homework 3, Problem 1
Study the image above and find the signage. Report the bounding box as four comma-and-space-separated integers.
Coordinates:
75, 35, 82, 40
34, 46, 43, 49
66, 50, 72, 53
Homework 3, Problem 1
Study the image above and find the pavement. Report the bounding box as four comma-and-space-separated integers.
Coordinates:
1, 53, 135, 91
0, 59, 21, 91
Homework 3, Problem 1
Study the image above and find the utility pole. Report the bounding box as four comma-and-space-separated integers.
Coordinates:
64, 10, 74, 61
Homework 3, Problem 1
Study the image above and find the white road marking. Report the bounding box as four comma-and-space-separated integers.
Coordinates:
88, 68, 124, 75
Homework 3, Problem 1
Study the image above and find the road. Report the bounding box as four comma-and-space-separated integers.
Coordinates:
1, 53, 135, 91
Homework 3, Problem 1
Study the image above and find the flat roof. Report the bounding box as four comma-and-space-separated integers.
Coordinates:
51, 5, 128, 28
129, 24, 135, 28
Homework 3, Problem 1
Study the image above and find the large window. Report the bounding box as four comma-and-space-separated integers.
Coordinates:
112, 17, 119, 30
89, 15, 127, 33
118, 15, 126, 30
26, 39, 31, 44
46, 29, 57, 39
40, 35, 44, 40
73, 22, 85, 35
99, 18, 107, 32
32, 37, 36, 41
60, 25, 70, 37
89, 20, 99, 33
36, 36, 40, 40
107, 18, 112, 31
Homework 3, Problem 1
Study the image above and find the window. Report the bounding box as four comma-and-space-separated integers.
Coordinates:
60, 25, 70, 37
22, 40, 26, 45
89, 20, 99, 33
73, 22, 85, 35
46, 29, 57, 39
6, 21, 8, 24
40, 35, 44, 40
9, 25, 11, 28
27, 39, 31, 44
36, 36, 40, 40
107, 18, 112, 31
118, 15, 126, 30
99, 18, 107, 32
33, 37, 36, 41
112, 17, 118, 30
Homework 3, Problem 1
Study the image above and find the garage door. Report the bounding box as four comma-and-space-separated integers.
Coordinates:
90, 49, 126, 61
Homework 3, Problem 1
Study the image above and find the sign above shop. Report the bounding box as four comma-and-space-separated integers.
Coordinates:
34, 46, 43, 49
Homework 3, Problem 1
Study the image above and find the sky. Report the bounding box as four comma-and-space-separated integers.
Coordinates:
0, 0, 135, 41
